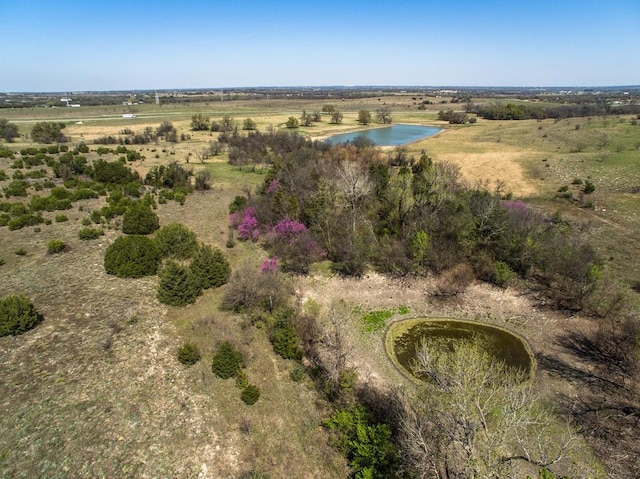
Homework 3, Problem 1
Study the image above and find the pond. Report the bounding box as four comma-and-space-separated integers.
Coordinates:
324, 124, 442, 146
385, 318, 535, 381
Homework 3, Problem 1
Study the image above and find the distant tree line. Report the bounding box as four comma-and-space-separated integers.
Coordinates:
474, 102, 640, 120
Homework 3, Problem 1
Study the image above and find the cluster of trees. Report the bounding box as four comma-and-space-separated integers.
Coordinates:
0, 119, 19, 142
226, 131, 603, 311
437, 109, 476, 124
104, 221, 230, 306
31, 122, 68, 143
94, 121, 180, 145
1, 143, 197, 230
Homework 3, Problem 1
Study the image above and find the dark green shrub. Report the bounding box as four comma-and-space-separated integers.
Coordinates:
8, 213, 44, 231
72, 188, 99, 201
92, 158, 139, 184
47, 239, 66, 254
177, 341, 201, 365
122, 203, 159, 235
155, 223, 198, 259
15, 248, 26, 256
54, 214, 68, 223
104, 235, 161, 278
0, 170, 7, 180
156, 259, 202, 306
78, 227, 104, 240
189, 244, 231, 289
3, 180, 28, 197
0, 295, 42, 336
271, 320, 302, 360
240, 385, 261, 405
29, 195, 72, 212
211, 341, 243, 379
229, 195, 247, 214
584, 181, 596, 194
75, 142, 90, 153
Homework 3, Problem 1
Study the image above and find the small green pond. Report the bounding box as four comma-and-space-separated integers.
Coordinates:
386, 318, 535, 381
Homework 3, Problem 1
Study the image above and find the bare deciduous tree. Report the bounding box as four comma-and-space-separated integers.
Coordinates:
399, 339, 580, 478
376, 106, 392, 124
335, 160, 373, 233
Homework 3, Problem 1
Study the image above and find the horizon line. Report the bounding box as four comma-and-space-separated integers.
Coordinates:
2, 84, 640, 95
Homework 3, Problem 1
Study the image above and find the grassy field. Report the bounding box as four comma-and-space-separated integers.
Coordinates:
1, 96, 639, 478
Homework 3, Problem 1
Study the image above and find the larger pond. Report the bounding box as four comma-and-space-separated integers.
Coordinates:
386, 318, 535, 381
324, 124, 441, 146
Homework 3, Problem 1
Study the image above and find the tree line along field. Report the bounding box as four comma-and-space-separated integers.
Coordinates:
0, 93, 639, 478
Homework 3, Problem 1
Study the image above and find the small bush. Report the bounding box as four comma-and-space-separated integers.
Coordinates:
493, 261, 512, 287
155, 223, 198, 259
15, 247, 27, 256
122, 203, 159, 235
78, 227, 104, 240
584, 180, 596, 194
235, 369, 249, 389
54, 214, 68, 223
361, 309, 394, 333
290, 364, 305, 382
211, 341, 243, 379
194, 170, 212, 190
240, 385, 261, 405
104, 235, 161, 278
47, 239, 66, 254
0, 294, 42, 336
177, 341, 201, 365
156, 259, 202, 306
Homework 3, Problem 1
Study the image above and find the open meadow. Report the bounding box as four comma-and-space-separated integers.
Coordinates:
1, 94, 639, 478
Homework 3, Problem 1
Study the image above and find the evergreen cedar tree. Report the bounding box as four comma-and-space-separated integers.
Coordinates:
0, 295, 43, 336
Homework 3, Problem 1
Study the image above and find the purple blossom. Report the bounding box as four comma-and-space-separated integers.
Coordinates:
266, 179, 280, 194
272, 218, 307, 241
237, 207, 259, 241
261, 257, 279, 273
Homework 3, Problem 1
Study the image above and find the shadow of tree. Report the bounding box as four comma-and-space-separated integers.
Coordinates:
536, 318, 640, 479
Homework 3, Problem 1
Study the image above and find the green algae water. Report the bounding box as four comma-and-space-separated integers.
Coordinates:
387, 318, 534, 380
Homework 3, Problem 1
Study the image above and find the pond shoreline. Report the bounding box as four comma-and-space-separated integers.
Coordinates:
323, 123, 443, 146
384, 317, 537, 383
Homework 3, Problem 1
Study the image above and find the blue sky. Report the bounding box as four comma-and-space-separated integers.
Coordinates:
1, 0, 638, 91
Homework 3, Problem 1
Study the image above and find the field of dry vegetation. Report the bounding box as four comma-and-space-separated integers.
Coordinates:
1, 93, 639, 478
